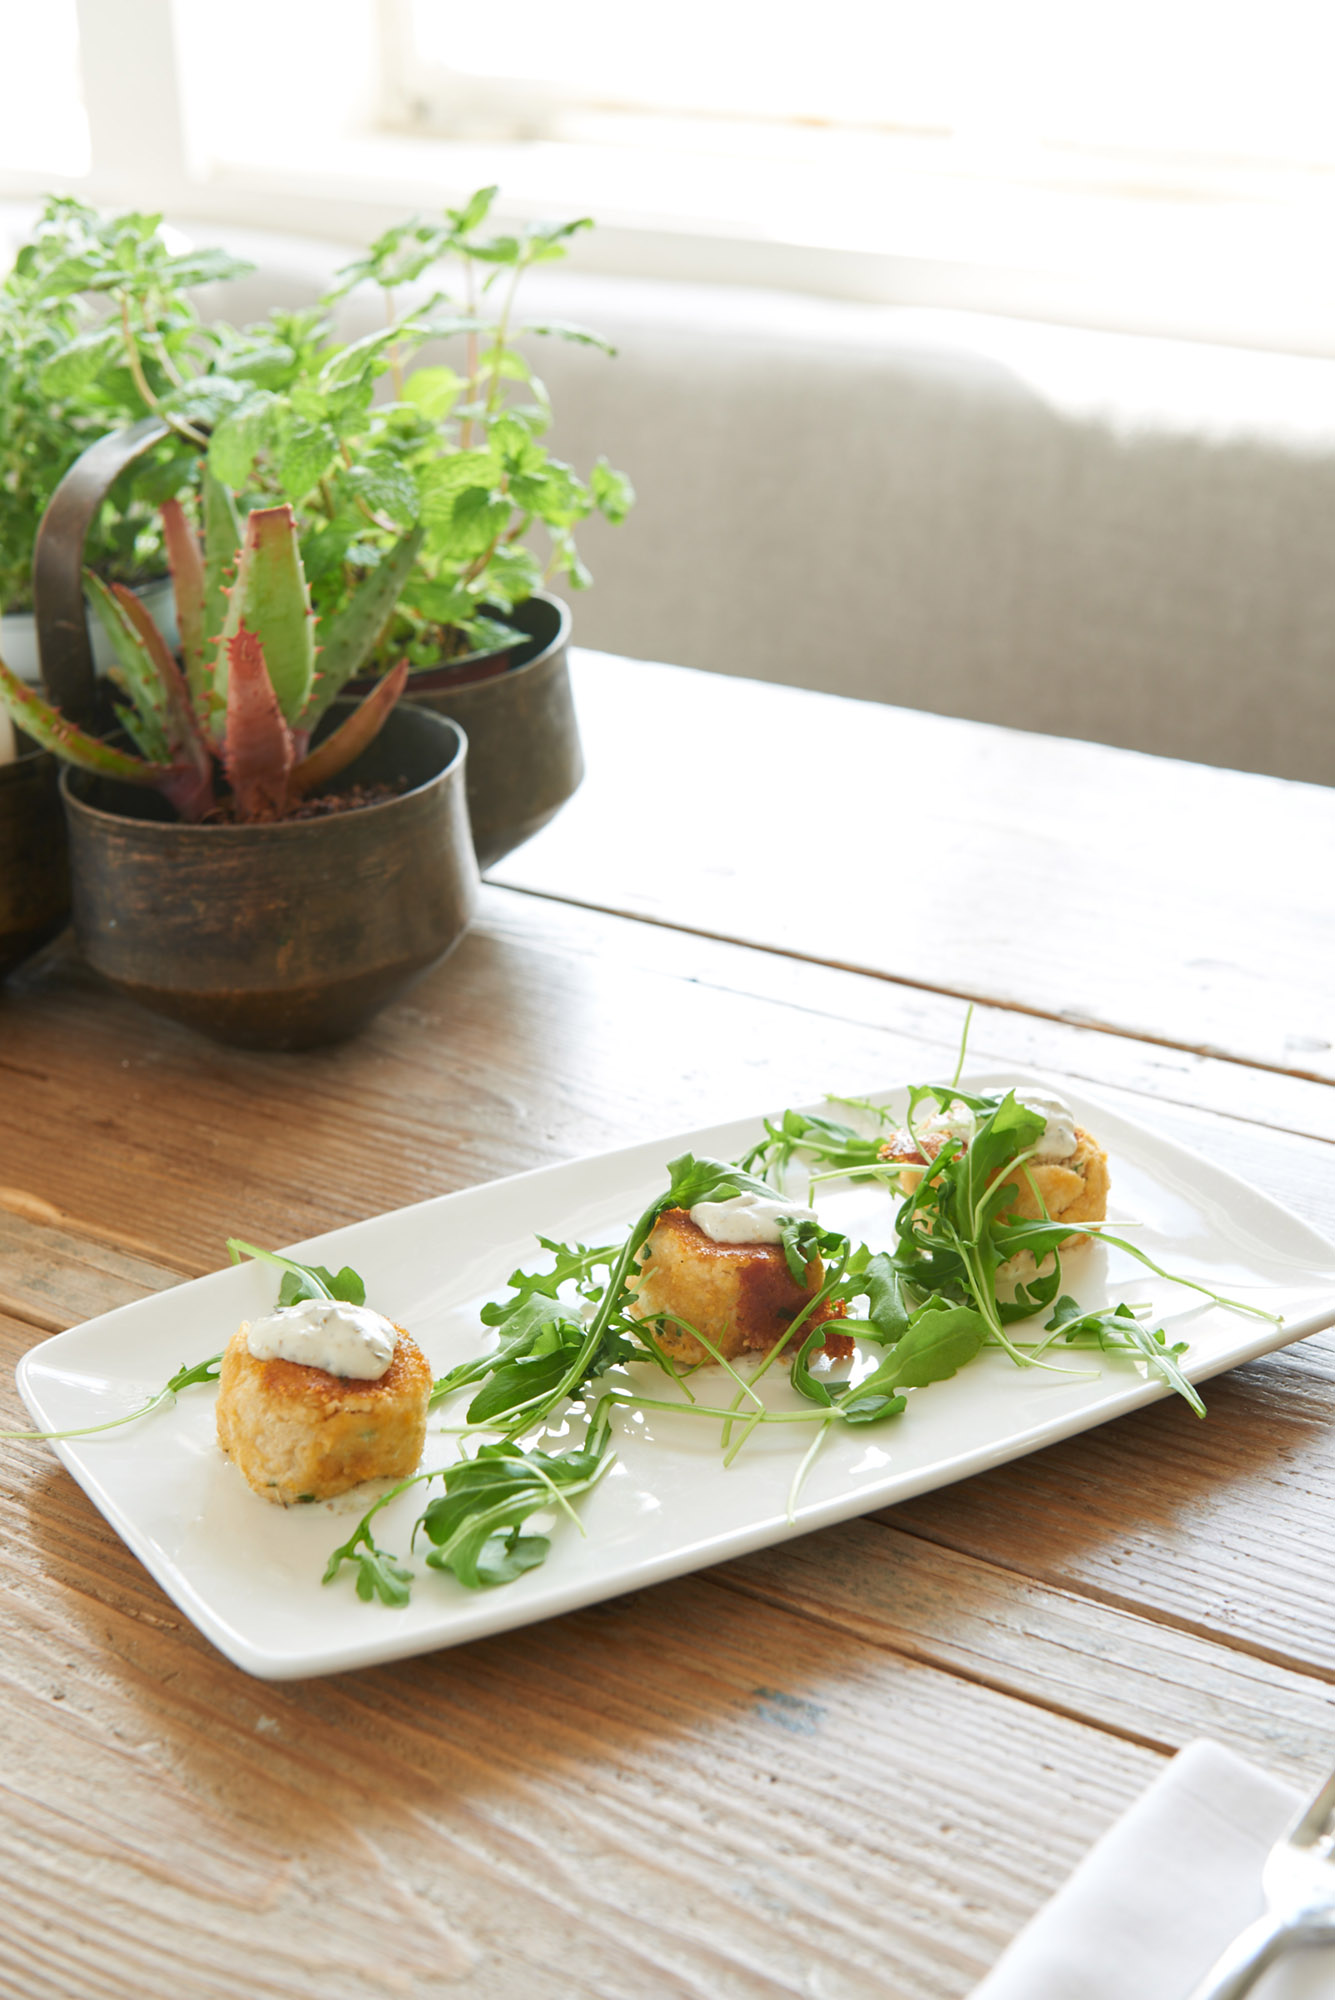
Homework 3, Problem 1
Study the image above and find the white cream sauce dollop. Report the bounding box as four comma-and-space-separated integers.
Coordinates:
689, 1189, 819, 1245
1014, 1090, 1079, 1162
245, 1298, 397, 1379
911, 1098, 977, 1149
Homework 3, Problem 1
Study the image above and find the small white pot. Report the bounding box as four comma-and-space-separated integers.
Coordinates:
0, 574, 180, 686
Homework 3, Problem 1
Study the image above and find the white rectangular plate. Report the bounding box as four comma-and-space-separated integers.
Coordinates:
17, 1071, 1335, 1680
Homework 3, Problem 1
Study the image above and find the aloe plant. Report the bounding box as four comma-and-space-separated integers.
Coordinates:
0, 482, 418, 823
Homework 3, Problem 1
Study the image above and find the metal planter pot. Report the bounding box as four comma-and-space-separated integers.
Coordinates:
62, 702, 479, 1051
401, 592, 582, 873
0, 751, 70, 979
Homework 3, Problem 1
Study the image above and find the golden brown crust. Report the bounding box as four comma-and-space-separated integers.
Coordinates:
626, 1208, 851, 1365
995, 1125, 1110, 1241
883, 1123, 1109, 1246
216, 1324, 432, 1507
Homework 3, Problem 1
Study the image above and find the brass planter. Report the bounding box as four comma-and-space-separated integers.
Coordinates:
403, 593, 582, 872
0, 751, 70, 979
62, 703, 479, 1050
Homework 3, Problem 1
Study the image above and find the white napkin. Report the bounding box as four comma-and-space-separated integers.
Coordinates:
973, 1740, 1335, 2000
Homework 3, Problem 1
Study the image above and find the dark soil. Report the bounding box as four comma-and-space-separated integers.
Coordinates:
202, 780, 410, 826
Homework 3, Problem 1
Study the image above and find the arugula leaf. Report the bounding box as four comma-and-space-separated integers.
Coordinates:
1046, 1299, 1206, 1417
789, 1325, 836, 1408
465, 1349, 583, 1426
739, 1108, 890, 1182
419, 1431, 611, 1589
662, 1153, 786, 1211
227, 1239, 365, 1306
834, 1365, 907, 1426
777, 1214, 846, 1286
888, 1301, 988, 1387
861, 1251, 913, 1343
323, 1414, 616, 1604
276, 1264, 366, 1308
322, 1518, 415, 1607
162, 1355, 224, 1395
480, 1239, 615, 1324
0, 1351, 222, 1443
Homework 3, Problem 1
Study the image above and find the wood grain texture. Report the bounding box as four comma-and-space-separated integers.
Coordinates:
719, 1521, 1335, 1783
890, 1322, 1335, 1679
0, 1313, 1159, 2000
0, 1205, 185, 1333
1, 767, 1332, 1996
2, 892, 1331, 1300
493, 653, 1334, 1080
478, 894, 1335, 1146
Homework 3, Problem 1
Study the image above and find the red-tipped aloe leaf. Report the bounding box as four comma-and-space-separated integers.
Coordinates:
0, 654, 168, 783
289, 660, 408, 798
199, 468, 242, 743
222, 624, 294, 820
220, 504, 316, 729
114, 586, 215, 822
114, 587, 209, 756
299, 526, 424, 731
160, 496, 207, 699
84, 571, 171, 761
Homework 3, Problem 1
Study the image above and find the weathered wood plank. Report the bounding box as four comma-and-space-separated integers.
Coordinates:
481, 892, 1335, 1145
0, 1204, 185, 1332
719, 1520, 1335, 1783
889, 1323, 1335, 1680
1, 895, 1331, 1307
0, 1313, 1153, 2000
492, 653, 1335, 1081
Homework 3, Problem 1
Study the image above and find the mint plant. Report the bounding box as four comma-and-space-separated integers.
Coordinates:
0, 196, 252, 614
188, 186, 633, 672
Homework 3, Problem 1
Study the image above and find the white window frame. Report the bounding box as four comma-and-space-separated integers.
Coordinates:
0, 0, 1332, 361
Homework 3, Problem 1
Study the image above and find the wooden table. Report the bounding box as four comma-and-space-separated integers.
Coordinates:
1, 652, 1332, 1999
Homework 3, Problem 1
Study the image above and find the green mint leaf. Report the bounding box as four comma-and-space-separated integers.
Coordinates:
590, 455, 635, 522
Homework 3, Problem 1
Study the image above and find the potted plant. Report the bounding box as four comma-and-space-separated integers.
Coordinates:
188, 185, 634, 868
0, 484, 477, 1049
0, 201, 254, 979
0, 196, 253, 678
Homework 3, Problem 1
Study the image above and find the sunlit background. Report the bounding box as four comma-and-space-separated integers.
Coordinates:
5, 0, 1335, 349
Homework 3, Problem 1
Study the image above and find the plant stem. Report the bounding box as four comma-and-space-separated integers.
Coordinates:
118, 295, 207, 446
385, 286, 405, 402
787, 1417, 835, 1521
225, 1239, 334, 1298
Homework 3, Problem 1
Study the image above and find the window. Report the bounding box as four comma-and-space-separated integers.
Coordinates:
0, 0, 88, 179
384, 0, 1335, 203
2, 0, 1334, 353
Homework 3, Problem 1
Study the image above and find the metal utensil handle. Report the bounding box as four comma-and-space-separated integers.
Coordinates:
1187, 1911, 1332, 2000
32, 415, 172, 726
